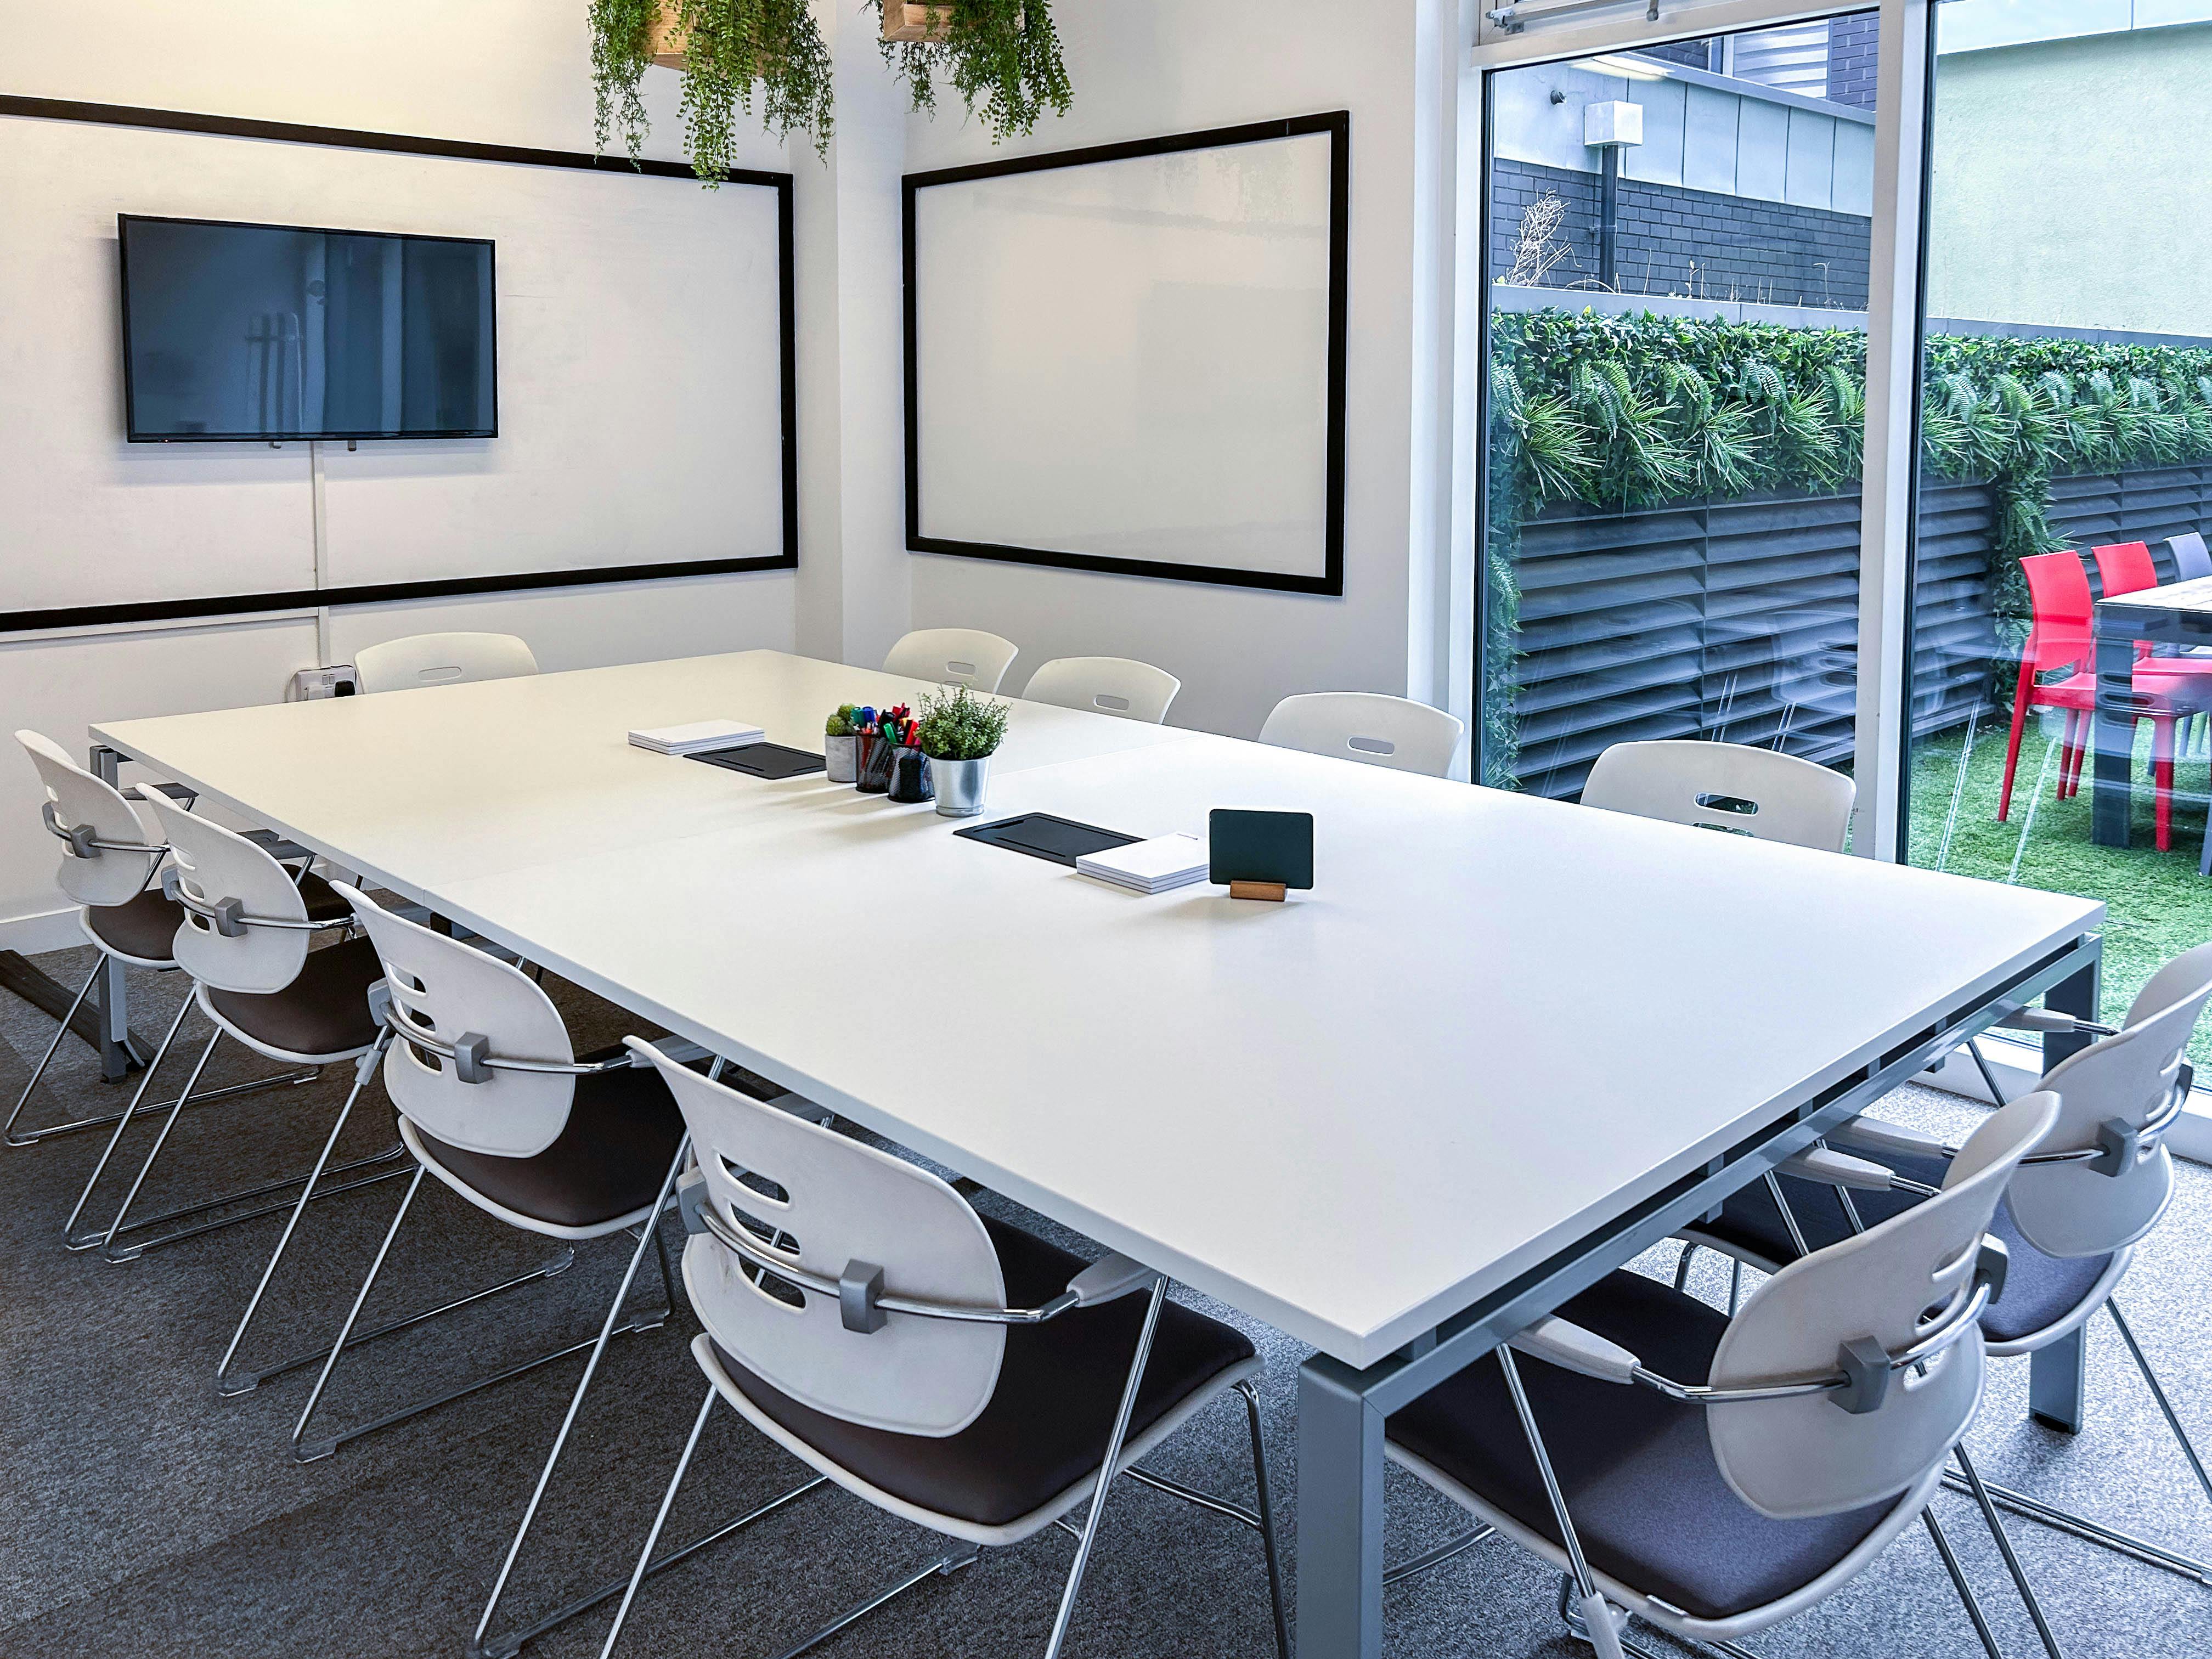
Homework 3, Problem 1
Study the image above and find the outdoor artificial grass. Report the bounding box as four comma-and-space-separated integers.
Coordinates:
1906, 714, 2212, 1065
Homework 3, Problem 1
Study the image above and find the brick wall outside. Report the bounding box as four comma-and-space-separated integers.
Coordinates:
1492, 158, 1871, 311
1826, 15, 1880, 110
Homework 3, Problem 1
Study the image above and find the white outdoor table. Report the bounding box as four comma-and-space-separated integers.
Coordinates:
87, 651, 2105, 1659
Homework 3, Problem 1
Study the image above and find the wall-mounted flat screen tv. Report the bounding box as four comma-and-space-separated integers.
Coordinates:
119, 214, 497, 442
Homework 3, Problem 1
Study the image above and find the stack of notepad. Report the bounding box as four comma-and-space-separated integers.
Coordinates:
627, 719, 765, 756
1075, 833, 1209, 895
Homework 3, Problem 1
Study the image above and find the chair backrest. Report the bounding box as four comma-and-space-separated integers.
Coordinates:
2091, 540, 2159, 600
1020, 656, 1181, 724
1581, 739, 1856, 853
147, 795, 313, 994
16, 730, 163, 907
2168, 532, 2211, 585
1706, 1090, 2058, 1520
2019, 551, 2094, 676
630, 1037, 1007, 1438
335, 882, 580, 1159
1257, 692, 1464, 777
2010, 940, 2212, 1259
352, 632, 539, 695
881, 629, 1019, 693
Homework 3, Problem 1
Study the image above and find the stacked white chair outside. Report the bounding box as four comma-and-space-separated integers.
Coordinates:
1021, 656, 1181, 724
1579, 738, 1857, 852
287, 883, 693, 1471
1257, 692, 1464, 777
881, 628, 1020, 693
1383, 1091, 2058, 1659
1688, 941, 2212, 1612
352, 631, 539, 695
595, 1040, 1291, 1659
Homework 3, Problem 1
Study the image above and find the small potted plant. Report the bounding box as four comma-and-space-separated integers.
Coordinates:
916, 683, 1009, 817
824, 704, 862, 782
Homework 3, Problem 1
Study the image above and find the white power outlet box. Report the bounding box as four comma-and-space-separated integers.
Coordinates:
291, 664, 359, 700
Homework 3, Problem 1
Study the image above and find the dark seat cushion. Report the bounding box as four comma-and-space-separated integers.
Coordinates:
1695, 1145, 2112, 1345
84, 889, 187, 963
205, 935, 385, 1058
1387, 1271, 1897, 1622
414, 1058, 685, 1229
713, 1217, 1256, 1529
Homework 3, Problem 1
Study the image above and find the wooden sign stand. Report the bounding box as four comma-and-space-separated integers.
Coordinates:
1228, 880, 1288, 903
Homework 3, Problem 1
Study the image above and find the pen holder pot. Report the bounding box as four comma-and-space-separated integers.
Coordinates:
888, 745, 934, 804
929, 754, 991, 817
856, 735, 895, 794
824, 733, 859, 784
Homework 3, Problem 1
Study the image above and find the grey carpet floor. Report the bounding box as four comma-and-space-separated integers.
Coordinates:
2, 941, 2209, 1659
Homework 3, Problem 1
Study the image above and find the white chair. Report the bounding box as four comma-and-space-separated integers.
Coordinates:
11, 732, 329, 1154
353, 631, 539, 695
48, 784, 395, 1269
285, 883, 691, 1465
1257, 692, 1464, 777
595, 1040, 1290, 1659
1690, 941, 2212, 1605
1580, 738, 1856, 853
1021, 656, 1181, 724
882, 628, 1019, 693
1385, 1091, 2057, 1659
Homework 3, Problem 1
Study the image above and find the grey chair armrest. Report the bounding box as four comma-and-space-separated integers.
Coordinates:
1996, 1007, 2119, 1038
1510, 1315, 1640, 1384
1778, 1147, 1929, 1194
1826, 1115, 1953, 1164
1066, 1253, 1158, 1307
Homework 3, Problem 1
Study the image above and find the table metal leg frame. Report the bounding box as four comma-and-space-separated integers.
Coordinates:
1292, 935, 2102, 1659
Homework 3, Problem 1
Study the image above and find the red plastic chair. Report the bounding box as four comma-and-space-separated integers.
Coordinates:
2001, 551, 2204, 850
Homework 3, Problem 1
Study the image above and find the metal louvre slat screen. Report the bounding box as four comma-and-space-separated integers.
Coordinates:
1503, 465, 2212, 800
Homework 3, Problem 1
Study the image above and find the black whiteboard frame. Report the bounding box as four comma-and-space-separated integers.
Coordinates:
0, 95, 798, 635
902, 111, 1350, 597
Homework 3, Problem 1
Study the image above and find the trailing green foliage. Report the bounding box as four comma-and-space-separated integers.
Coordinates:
871, 0, 1071, 143
917, 684, 1011, 760
588, 0, 834, 177
1482, 308, 2212, 786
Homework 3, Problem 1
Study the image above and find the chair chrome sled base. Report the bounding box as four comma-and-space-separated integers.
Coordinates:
289, 1164, 679, 1464
589, 1375, 1291, 1659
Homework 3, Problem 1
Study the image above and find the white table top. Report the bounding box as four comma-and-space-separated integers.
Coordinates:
2098, 574, 2212, 616
93, 651, 1194, 892
93, 654, 2103, 1367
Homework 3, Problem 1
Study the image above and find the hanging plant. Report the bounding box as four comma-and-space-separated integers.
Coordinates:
872, 0, 1071, 144
588, 0, 834, 179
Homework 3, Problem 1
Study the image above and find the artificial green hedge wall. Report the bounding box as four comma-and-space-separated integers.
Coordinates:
1483, 308, 2212, 787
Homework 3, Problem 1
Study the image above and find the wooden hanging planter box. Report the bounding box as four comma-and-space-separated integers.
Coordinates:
881, 2, 960, 43
647, 9, 690, 67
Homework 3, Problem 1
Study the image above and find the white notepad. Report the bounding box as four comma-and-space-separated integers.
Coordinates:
1076, 833, 1209, 895
627, 719, 766, 755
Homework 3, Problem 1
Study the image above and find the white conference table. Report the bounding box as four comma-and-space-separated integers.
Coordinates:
88, 649, 2106, 1659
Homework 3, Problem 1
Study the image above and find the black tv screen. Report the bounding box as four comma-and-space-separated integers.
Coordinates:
119, 215, 497, 442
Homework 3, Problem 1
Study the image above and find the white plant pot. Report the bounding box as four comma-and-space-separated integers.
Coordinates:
824, 733, 858, 783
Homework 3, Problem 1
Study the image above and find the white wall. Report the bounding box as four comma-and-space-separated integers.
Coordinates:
898, 0, 1435, 743
0, 0, 813, 947
2, 0, 1459, 943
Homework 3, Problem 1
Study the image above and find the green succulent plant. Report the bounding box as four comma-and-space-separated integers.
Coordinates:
826, 703, 863, 737
916, 684, 1011, 761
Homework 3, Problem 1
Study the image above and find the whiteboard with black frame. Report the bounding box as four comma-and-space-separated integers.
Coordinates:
904, 112, 1349, 596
